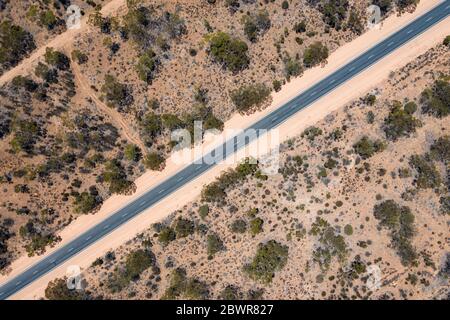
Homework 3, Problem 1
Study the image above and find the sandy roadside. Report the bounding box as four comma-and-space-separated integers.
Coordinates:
2, 0, 448, 299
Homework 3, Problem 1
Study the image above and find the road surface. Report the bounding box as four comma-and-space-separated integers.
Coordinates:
0, 0, 449, 300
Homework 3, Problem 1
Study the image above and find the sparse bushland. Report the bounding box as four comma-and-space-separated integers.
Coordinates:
243, 240, 289, 284
373, 200, 417, 266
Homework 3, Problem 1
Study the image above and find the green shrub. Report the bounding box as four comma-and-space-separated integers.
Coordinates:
158, 226, 176, 246
45, 278, 86, 300
207, 31, 249, 72
353, 136, 386, 159
102, 159, 132, 194
174, 218, 195, 238
444, 35, 450, 47
162, 268, 209, 300
230, 83, 271, 113
242, 10, 271, 42
250, 218, 264, 236
39, 10, 58, 30
409, 155, 441, 189
373, 200, 417, 266
284, 56, 302, 80
124, 144, 141, 162
383, 101, 421, 140
207, 233, 224, 257
144, 152, 165, 171
136, 50, 158, 83
303, 42, 329, 67
73, 191, 100, 214
344, 224, 353, 236
420, 80, 450, 118
101, 75, 133, 109
71, 49, 88, 64
301, 126, 322, 142
196, 205, 209, 221
430, 135, 450, 162
243, 240, 289, 283
219, 285, 242, 300
230, 219, 247, 233
44, 47, 70, 71
0, 21, 36, 71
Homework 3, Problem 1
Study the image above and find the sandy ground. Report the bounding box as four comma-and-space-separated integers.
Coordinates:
1, 0, 447, 299
0, 0, 127, 87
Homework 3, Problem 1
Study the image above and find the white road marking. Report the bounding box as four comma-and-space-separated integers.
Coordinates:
103, 225, 109, 230
140, 201, 146, 206
86, 235, 92, 241
426, 16, 432, 21
349, 66, 355, 72
387, 41, 394, 47
407, 29, 413, 34
368, 54, 374, 60
177, 177, 183, 182
32, 270, 38, 275
68, 248, 74, 252
330, 79, 335, 84
158, 189, 164, 194
121, 213, 128, 218
50, 258, 56, 263
310, 91, 317, 97
16, 281, 21, 286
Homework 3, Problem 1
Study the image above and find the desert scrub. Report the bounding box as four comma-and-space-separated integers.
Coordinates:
162, 268, 209, 300
409, 155, 441, 189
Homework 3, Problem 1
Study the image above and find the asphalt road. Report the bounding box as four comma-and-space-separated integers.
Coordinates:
1, 0, 449, 300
